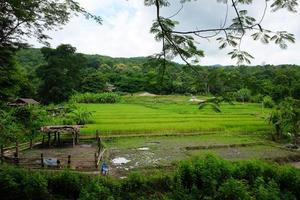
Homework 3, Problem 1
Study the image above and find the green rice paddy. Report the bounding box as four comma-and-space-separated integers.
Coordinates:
80, 95, 271, 136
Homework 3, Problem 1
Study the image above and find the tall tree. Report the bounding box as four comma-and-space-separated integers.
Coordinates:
36, 44, 87, 104
0, 0, 101, 48
0, 0, 101, 102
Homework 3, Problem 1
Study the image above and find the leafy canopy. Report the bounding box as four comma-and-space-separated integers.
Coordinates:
145, 0, 297, 65
0, 0, 101, 47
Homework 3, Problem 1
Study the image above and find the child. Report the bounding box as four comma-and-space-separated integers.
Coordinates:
101, 161, 109, 176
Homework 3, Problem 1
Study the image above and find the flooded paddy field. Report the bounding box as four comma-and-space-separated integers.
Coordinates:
104, 134, 300, 177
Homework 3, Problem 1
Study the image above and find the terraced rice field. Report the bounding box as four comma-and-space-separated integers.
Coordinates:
80, 95, 271, 136
75, 95, 300, 176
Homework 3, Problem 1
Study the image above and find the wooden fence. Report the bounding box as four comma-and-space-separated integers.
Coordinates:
1, 130, 107, 170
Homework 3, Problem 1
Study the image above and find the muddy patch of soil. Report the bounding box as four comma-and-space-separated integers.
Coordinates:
19, 143, 98, 170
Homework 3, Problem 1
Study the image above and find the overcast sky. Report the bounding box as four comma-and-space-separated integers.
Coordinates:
30, 0, 300, 66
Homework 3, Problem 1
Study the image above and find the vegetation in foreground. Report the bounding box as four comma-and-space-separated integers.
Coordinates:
1, 156, 300, 200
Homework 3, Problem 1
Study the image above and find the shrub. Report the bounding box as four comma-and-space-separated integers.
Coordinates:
1, 156, 300, 199
0, 166, 49, 200
192, 155, 233, 197
235, 88, 251, 103
48, 171, 82, 199
70, 107, 93, 125
253, 177, 280, 200
70, 93, 121, 104
79, 178, 116, 200
177, 161, 194, 191
216, 178, 251, 200
277, 166, 300, 198
250, 94, 263, 103
263, 96, 275, 108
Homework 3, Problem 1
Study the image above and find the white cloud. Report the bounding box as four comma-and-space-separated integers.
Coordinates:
30, 0, 300, 65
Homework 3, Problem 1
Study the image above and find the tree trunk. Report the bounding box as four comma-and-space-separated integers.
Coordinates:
30, 139, 33, 149
15, 141, 19, 165
0, 145, 4, 164
15, 141, 19, 158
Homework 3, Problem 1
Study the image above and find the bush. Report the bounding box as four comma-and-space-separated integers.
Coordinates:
0, 166, 49, 200
80, 184, 112, 200
70, 93, 121, 104
191, 155, 233, 197
70, 107, 93, 125
216, 178, 251, 200
1, 156, 300, 199
48, 171, 83, 199
250, 94, 263, 103
253, 177, 280, 200
263, 96, 275, 108
235, 88, 251, 103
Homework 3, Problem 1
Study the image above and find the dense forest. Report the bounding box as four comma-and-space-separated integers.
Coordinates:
7, 46, 300, 104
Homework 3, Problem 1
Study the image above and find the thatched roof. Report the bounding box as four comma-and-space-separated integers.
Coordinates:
41, 125, 82, 134
8, 98, 40, 106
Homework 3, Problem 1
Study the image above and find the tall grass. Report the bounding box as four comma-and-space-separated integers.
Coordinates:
70, 92, 121, 104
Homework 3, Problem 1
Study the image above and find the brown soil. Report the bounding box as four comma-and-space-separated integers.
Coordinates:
19, 142, 99, 171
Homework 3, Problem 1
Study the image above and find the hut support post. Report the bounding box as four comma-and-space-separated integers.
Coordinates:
54, 132, 57, 144
68, 155, 71, 168
72, 132, 75, 147
94, 152, 98, 168
47, 133, 51, 147
41, 153, 44, 167
75, 131, 79, 144
42, 135, 45, 147
58, 132, 60, 145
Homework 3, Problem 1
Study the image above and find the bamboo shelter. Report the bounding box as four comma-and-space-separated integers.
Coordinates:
41, 125, 82, 147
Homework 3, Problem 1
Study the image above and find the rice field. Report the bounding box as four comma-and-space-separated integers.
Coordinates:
68, 96, 300, 175
80, 95, 271, 136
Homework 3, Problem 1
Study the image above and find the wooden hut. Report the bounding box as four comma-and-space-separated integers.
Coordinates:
8, 98, 40, 106
41, 125, 82, 147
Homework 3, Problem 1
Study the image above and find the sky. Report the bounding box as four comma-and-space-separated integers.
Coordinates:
30, 0, 300, 66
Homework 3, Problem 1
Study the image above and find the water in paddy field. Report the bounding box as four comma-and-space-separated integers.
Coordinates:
112, 157, 131, 165
137, 147, 150, 151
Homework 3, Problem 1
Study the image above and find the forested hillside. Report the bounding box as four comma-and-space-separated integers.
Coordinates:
13, 47, 300, 103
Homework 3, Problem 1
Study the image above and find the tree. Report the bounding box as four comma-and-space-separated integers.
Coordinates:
80, 72, 107, 93
236, 88, 251, 103
269, 98, 300, 144
36, 44, 87, 104
0, 109, 22, 146
281, 98, 300, 145
1, 1, 101, 103
146, 0, 297, 67
268, 108, 285, 141
13, 106, 48, 148
0, 0, 101, 48
0, 48, 21, 102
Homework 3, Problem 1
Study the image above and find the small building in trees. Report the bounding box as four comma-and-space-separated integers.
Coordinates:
8, 98, 40, 106
105, 82, 116, 92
